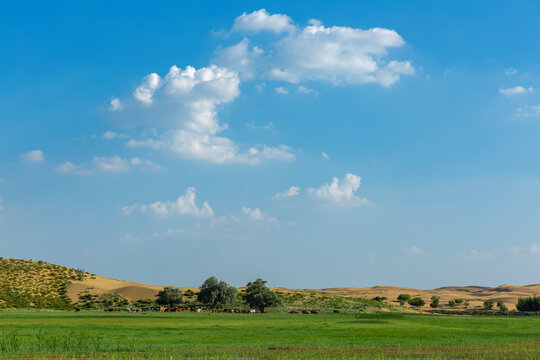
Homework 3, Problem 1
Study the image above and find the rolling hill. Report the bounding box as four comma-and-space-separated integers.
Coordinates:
0, 257, 538, 310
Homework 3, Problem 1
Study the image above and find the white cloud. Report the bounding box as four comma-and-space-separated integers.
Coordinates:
514, 104, 540, 117
505, 68, 517, 76
404, 245, 422, 255
56, 156, 162, 175
274, 186, 300, 199
109, 64, 294, 164
121, 204, 137, 215
223, 10, 415, 86
322, 152, 330, 159
499, 86, 533, 96
297, 85, 317, 95
214, 38, 264, 80
110, 98, 123, 111
103, 131, 128, 140
510, 246, 523, 255
531, 243, 540, 254
232, 9, 295, 34
308, 173, 371, 206
138, 187, 213, 218
20, 150, 44, 163
236, 206, 278, 224
275, 86, 288, 94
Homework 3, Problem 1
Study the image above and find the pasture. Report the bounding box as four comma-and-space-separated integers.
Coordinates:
0, 310, 538, 359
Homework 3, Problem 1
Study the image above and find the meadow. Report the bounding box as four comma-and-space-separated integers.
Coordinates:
0, 310, 538, 359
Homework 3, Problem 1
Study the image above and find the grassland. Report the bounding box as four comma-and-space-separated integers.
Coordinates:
0, 310, 538, 359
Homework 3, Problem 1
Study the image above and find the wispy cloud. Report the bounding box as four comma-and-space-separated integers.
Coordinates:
56, 156, 163, 175
20, 150, 44, 164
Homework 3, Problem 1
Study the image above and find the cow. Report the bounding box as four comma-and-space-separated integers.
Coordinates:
302, 310, 310, 314
333, 310, 340, 313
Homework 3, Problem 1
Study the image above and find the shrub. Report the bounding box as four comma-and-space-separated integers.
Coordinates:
397, 294, 411, 301
372, 296, 387, 302
483, 299, 494, 310
497, 300, 508, 312
454, 298, 464, 304
430, 296, 440, 308
516, 296, 540, 312
408, 297, 425, 307
448, 300, 456, 308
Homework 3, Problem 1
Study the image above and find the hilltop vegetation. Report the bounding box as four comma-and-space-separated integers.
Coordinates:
0, 258, 91, 309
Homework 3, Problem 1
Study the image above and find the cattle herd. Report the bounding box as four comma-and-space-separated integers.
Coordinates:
76, 306, 338, 313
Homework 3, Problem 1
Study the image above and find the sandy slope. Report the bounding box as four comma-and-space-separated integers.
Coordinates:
67, 275, 539, 310
66, 275, 196, 303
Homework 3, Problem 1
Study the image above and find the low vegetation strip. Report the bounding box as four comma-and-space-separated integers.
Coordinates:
0, 311, 538, 359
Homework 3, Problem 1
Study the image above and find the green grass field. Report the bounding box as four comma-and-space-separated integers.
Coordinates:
0, 310, 538, 359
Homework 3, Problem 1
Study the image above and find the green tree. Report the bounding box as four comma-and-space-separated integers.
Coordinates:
408, 297, 425, 307
197, 276, 237, 308
483, 299, 494, 310
448, 300, 456, 308
497, 300, 508, 312
430, 296, 440, 308
243, 278, 282, 312
516, 296, 540, 311
397, 294, 411, 305
156, 287, 183, 307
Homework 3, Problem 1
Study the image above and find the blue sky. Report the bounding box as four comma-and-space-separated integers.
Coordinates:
1, 0, 539, 289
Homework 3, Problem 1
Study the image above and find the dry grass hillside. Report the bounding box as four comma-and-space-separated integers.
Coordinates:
1, 258, 538, 311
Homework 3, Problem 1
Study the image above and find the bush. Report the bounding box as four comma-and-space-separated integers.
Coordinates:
483, 299, 494, 310
454, 298, 464, 304
516, 296, 540, 312
408, 297, 425, 307
429, 296, 440, 308
372, 296, 387, 302
448, 300, 456, 308
497, 300, 508, 312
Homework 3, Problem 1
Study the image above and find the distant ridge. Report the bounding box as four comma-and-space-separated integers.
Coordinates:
1, 258, 538, 310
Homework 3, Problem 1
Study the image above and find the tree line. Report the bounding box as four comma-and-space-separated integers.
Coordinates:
156, 277, 282, 312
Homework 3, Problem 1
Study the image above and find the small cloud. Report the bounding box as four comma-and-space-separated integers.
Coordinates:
510, 246, 523, 255
499, 86, 533, 96
505, 68, 517, 76
121, 204, 137, 216
20, 150, 44, 164
103, 131, 128, 140
297, 85, 317, 95
274, 186, 300, 200
238, 206, 278, 224
531, 243, 540, 254
56, 155, 163, 175
255, 83, 266, 92
308, 173, 373, 207
404, 245, 422, 255
120, 233, 139, 244
275, 86, 288, 94
514, 104, 540, 118
209, 216, 229, 229
136, 187, 213, 218
110, 98, 123, 111
322, 152, 330, 159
